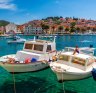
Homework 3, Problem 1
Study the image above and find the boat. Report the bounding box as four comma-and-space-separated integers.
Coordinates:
64, 46, 95, 56
50, 49, 96, 82
7, 36, 26, 43
0, 37, 57, 73
80, 40, 92, 42
39, 35, 57, 38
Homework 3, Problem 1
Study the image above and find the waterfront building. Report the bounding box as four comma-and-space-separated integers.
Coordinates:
17, 25, 25, 34
24, 24, 42, 34
0, 26, 5, 34
5, 23, 18, 34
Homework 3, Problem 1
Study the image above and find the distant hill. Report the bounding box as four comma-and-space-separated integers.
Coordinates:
0, 20, 10, 26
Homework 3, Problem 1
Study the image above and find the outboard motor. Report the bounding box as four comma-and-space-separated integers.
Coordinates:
92, 68, 96, 80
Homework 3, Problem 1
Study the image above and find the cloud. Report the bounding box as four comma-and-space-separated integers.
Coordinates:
0, 0, 17, 10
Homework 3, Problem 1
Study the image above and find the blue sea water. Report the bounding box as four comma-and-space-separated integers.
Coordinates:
0, 35, 96, 93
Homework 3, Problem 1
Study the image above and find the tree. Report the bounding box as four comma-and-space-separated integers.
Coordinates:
41, 24, 49, 34
70, 27, 76, 33
51, 25, 55, 34
87, 27, 91, 30
0, 20, 9, 26
65, 17, 70, 21
92, 28, 96, 32
65, 28, 70, 33
73, 17, 78, 21
70, 22, 76, 33
55, 20, 61, 25
70, 22, 76, 27
76, 27, 80, 33
81, 28, 86, 33
58, 26, 64, 33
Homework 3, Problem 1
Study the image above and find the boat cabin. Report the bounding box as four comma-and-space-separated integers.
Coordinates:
23, 40, 56, 53
59, 52, 95, 70
15, 39, 56, 62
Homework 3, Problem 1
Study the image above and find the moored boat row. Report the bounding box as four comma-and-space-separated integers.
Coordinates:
0, 37, 96, 82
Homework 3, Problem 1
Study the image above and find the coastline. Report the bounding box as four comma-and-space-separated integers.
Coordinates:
1, 33, 96, 37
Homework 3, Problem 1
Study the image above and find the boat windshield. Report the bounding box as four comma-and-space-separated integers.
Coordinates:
24, 43, 33, 50
33, 44, 43, 51
59, 55, 70, 62
71, 57, 86, 66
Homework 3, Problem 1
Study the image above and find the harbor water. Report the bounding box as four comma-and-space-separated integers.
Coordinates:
0, 35, 96, 93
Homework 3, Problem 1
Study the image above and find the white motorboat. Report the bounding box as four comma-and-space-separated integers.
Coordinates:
7, 36, 26, 43
0, 37, 57, 73
50, 50, 96, 82
64, 46, 95, 56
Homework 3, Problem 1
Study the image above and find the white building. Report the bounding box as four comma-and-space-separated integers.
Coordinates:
24, 25, 42, 34
5, 23, 17, 34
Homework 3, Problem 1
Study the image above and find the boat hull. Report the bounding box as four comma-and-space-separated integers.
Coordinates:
0, 62, 48, 73
53, 70, 91, 82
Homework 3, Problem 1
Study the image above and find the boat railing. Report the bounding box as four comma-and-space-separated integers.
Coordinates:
64, 47, 95, 56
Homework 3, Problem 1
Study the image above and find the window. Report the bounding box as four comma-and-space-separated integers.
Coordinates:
34, 44, 43, 51
72, 57, 85, 66
59, 55, 70, 61
46, 45, 51, 52
24, 44, 33, 50
87, 58, 94, 66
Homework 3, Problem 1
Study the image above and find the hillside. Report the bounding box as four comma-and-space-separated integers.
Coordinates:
0, 20, 10, 26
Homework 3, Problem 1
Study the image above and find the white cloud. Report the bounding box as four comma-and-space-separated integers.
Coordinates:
0, 0, 17, 10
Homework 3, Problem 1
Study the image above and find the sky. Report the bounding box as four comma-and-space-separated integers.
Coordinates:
0, 0, 96, 24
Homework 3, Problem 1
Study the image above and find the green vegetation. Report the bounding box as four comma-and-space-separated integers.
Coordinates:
0, 20, 9, 27
58, 26, 64, 32
70, 22, 76, 33
41, 24, 49, 33
42, 16, 63, 21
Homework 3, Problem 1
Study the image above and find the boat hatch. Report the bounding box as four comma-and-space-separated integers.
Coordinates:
59, 55, 70, 62
72, 57, 86, 66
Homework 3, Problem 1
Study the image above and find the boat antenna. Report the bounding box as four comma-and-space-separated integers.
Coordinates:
34, 36, 36, 41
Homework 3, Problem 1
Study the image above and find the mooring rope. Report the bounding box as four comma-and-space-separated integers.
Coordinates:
12, 64, 16, 93
33, 68, 53, 93
61, 70, 65, 93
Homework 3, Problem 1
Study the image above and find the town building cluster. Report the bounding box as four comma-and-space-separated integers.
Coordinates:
0, 17, 96, 35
